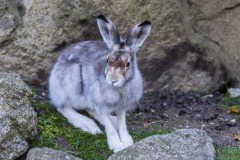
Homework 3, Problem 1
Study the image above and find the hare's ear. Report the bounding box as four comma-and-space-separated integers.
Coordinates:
97, 15, 120, 49
125, 21, 151, 53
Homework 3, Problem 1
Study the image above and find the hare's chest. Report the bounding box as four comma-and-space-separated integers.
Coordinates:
102, 89, 122, 105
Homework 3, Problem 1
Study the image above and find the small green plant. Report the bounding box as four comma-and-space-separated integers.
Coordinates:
216, 147, 240, 160
218, 96, 240, 109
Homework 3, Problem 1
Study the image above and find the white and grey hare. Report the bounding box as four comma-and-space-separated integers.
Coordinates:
49, 15, 151, 152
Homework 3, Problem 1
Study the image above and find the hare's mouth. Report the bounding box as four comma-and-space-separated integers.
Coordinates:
112, 82, 124, 87
106, 77, 125, 87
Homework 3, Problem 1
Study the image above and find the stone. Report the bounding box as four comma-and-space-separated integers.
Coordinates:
0, 0, 87, 85
26, 147, 82, 160
0, 72, 37, 160
108, 129, 215, 160
228, 88, 240, 98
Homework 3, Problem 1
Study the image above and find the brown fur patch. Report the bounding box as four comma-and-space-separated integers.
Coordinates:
108, 53, 127, 69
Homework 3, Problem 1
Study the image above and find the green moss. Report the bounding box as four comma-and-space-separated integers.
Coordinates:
30, 100, 111, 159
216, 147, 240, 160
132, 126, 170, 142
29, 100, 168, 159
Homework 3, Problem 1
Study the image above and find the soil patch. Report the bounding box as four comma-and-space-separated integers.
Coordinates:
129, 89, 240, 148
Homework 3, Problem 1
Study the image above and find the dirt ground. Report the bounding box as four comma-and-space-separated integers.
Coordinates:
33, 87, 240, 148
129, 89, 240, 148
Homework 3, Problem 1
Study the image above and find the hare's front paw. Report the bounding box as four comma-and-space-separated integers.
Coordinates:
121, 134, 134, 148
109, 140, 125, 153
73, 119, 102, 135
82, 124, 102, 135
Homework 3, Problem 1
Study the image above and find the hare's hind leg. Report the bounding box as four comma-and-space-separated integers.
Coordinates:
57, 107, 102, 134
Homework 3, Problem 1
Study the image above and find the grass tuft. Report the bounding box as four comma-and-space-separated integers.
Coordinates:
216, 147, 240, 160
218, 96, 240, 109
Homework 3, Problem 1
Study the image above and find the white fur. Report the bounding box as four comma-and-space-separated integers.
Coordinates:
49, 15, 151, 152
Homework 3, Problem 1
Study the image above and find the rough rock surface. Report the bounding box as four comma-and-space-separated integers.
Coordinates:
0, 0, 240, 91
0, 72, 37, 160
228, 88, 240, 98
179, 0, 240, 88
26, 147, 82, 160
0, 0, 89, 85
108, 129, 215, 160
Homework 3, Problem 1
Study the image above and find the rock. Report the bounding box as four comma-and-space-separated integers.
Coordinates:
179, 0, 240, 88
1, 0, 240, 91
0, 0, 88, 85
0, 72, 37, 160
108, 129, 215, 160
228, 88, 240, 98
26, 147, 82, 160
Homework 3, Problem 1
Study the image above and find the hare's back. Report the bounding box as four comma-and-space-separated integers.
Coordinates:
57, 40, 109, 65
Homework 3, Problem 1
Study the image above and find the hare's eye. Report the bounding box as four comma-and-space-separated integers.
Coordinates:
126, 62, 130, 68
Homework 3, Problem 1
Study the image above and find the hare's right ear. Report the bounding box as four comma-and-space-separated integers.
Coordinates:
125, 21, 151, 53
97, 15, 120, 49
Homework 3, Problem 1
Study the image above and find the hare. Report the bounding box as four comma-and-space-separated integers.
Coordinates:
49, 15, 151, 152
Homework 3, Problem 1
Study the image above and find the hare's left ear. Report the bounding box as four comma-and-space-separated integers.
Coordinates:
97, 15, 120, 49
125, 21, 151, 53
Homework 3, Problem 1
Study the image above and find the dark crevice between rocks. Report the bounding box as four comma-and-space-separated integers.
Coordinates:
194, 2, 240, 21
213, 64, 238, 94
224, 3, 240, 11
52, 41, 68, 52
218, 80, 238, 94
0, 39, 12, 48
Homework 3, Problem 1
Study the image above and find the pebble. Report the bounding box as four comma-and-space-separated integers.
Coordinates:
163, 113, 169, 118
228, 88, 240, 98
231, 119, 236, 123
203, 94, 213, 98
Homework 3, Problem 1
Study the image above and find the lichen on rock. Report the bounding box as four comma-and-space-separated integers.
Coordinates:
0, 71, 37, 160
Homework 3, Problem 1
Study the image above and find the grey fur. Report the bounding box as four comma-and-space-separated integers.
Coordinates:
49, 15, 151, 152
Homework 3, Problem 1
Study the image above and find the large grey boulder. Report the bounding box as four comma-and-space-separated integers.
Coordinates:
0, 72, 37, 160
26, 147, 82, 160
0, 0, 87, 86
108, 129, 215, 160
1, 0, 240, 91
178, 0, 240, 88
